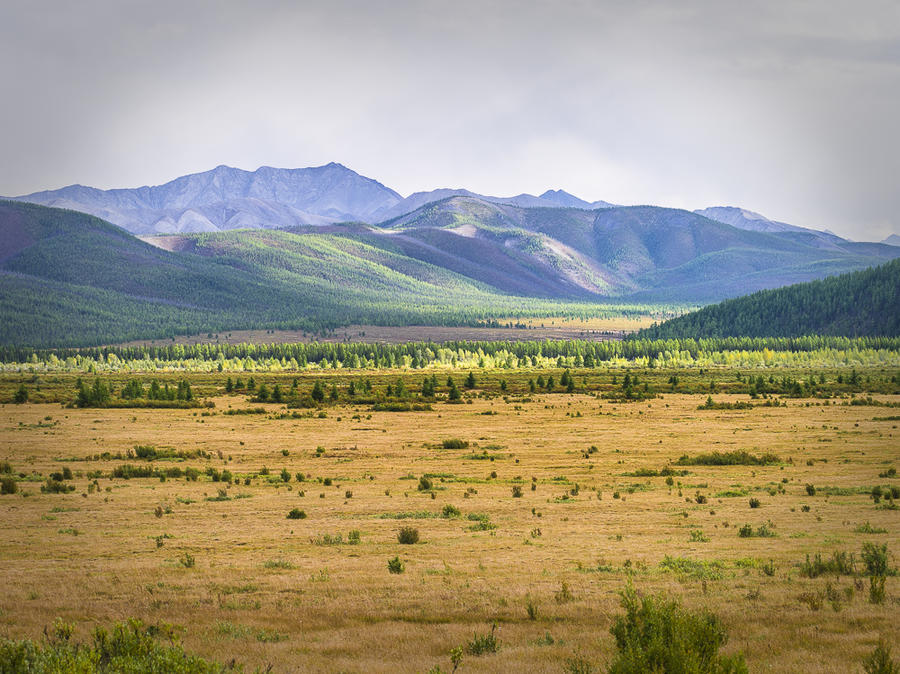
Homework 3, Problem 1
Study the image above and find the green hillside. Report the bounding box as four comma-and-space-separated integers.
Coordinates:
636, 258, 900, 338
0, 201, 638, 347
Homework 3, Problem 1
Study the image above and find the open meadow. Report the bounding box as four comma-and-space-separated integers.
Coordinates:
1, 366, 898, 672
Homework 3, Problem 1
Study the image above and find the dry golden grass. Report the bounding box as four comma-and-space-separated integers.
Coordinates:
1, 386, 898, 672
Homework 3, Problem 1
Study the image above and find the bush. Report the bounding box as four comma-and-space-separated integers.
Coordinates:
861, 543, 891, 576
869, 575, 886, 605
442, 504, 461, 518
442, 438, 469, 449
387, 556, 405, 574
863, 639, 900, 674
607, 584, 748, 673
748, 498, 761, 509
287, 508, 307, 520
0, 618, 228, 672
675, 451, 779, 466
512, 485, 523, 498
799, 551, 855, 577
397, 526, 419, 544
0, 476, 17, 495
526, 596, 539, 620
466, 623, 500, 655
41, 478, 75, 494
806, 484, 817, 496
418, 476, 433, 491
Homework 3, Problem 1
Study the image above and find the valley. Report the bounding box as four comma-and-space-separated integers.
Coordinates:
1, 366, 897, 672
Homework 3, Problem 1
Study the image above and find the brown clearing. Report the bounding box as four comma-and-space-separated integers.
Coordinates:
112, 316, 657, 348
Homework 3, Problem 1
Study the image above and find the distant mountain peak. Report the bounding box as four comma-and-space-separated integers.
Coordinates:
538, 189, 591, 209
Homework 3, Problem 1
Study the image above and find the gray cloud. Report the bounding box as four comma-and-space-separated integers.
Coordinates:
1, 0, 898, 239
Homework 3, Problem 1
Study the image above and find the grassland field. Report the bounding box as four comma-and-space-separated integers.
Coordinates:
1, 366, 898, 672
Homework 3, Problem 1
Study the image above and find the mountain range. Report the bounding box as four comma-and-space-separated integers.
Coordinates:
11, 163, 618, 236
7, 162, 860, 244
2, 164, 900, 347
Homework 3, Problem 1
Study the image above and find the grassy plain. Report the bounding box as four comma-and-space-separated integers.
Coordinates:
1, 368, 898, 672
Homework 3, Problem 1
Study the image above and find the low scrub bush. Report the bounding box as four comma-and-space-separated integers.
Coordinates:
607, 584, 747, 673
737, 522, 776, 538
0, 476, 17, 495
863, 639, 900, 674
466, 623, 500, 655
41, 478, 75, 494
0, 618, 229, 673
676, 450, 779, 466
397, 526, 419, 544
862, 543, 893, 576
799, 551, 855, 577
387, 556, 404, 574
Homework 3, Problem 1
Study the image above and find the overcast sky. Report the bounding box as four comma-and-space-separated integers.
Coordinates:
2, 0, 898, 239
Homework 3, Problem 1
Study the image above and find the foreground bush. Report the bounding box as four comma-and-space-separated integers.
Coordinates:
608, 584, 747, 674
0, 618, 235, 673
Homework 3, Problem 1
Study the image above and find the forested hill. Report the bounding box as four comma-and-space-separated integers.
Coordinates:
0, 200, 631, 348
635, 258, 900, 339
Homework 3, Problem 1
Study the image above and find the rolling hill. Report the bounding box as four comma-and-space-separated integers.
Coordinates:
2, 196, 898, 347
363, 197, 900, 302
0, 200, 625, 347
635, 258, 900, 338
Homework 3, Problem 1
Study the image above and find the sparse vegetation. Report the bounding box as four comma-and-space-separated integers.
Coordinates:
0, 363, 897, 671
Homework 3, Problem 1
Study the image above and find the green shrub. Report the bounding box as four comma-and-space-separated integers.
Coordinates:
0, 618, 229, 673
861, 543, 891, 576
526, 596, 539, 620
466, 623, 500, 655
287, 508, 307, 520
0, 476, 17, 495
418, 476, 433, 491
441, 438, 469, 449
799, 551, 855, 577
387, 556, 405, 574
675, 451, 779, 466
863, 639, 900, 674
607, 584, 747, 673
869, 575, 886, 605
748, 498, 761, 509
442, 504, 461, 518
41, 478, 75, 494
397, 526, 419, 544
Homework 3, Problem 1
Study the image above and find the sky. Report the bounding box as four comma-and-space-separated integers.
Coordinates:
1, 0, 898, 240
